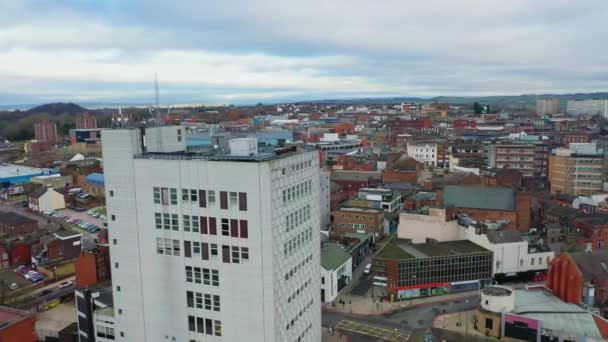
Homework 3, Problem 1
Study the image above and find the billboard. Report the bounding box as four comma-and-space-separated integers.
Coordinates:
502, 313, 541, 342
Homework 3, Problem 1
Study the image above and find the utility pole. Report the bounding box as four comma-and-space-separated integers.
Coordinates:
154, 72, 161, 125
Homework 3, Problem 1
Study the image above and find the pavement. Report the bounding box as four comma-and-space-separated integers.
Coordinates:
36, 301, 77, 341
433, 309, 499, 340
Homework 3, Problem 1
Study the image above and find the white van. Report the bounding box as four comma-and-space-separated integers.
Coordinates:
364, 264, 372, 275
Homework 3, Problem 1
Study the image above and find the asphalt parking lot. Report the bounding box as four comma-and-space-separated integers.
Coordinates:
57, 208, 105, 228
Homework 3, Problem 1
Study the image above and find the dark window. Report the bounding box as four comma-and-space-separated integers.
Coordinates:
220, 191, 228, 209
230, 219, 239, 237
184, 241, 191, 258
110, 190, 114, 197
222, 245, 230, 263
322, 277, 325, 284
201, 216, 208, 234
238, 192, 247, 211
221, 219, 229, 236
209, 217, 217, 235
197, 317, 204, 333
205, 319, 213, 335
161, 187, 169, 205
186, 291, 194, 307
485, 318, 493, 330
199, 190, 207, 208
202, 243, 209, 260
188, 316, 195, 332
111, 215, 116, 221
240, 220, 248, 238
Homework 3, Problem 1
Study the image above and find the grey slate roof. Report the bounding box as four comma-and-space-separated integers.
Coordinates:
321, 243, 352, 270
443, 185, 515, 211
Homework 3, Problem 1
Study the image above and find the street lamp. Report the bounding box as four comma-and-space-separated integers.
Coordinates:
465, 299, 470, 336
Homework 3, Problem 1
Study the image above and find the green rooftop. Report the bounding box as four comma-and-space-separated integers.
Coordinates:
376, 239, 414, 260
321, 243, 352, 270
413, 240, 489, 257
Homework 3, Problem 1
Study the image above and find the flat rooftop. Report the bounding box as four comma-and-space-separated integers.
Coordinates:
135, 145, 314, 163
0, 212, 37, 226
376, 239, 490, 260
0, 164, 52, 178
0, 306, 32, 329
337, 206, 382, 213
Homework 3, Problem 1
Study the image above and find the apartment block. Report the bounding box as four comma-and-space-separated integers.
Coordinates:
102, 127, 321, 342
567, 99, 608, 118
536, 98, 560, 115
34, 120, 58, 144
76, 114, 98, 129
549, 143, 607, 196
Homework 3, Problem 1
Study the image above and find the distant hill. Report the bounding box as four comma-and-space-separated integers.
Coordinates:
27, 102, 88, 116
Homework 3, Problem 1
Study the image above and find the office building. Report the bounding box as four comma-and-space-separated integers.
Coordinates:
372, 239, 492, 300
102, 127, 321, 342
76, 114, 98, 129
567, 99, 608, 118
536, 98, 560, 115
549, 143, 607, 196
76, 283, 114, 342
34, 120, 58, 144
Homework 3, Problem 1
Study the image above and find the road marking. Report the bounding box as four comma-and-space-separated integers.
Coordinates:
335, 320, 409, 341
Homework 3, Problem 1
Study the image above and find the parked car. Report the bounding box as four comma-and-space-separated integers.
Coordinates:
58, 281, 73, 289
364, 263, 372, 275
8, 283, 18, 290
40, 289, 53, 296
14, 265, 26, 273
24, 271, 38, 280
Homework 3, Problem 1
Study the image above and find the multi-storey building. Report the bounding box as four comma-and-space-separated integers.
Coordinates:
332, 206, 385, 238
34, 120, 58, 144
102, 127, 321, 342
567, 99, 608, 118
549, 143, 606, 196
407, 142, 438, 167
536, 98, 560, 115
76, 114, 98, 129
487, 139, 551, 178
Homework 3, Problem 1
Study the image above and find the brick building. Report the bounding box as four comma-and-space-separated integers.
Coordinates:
547, 250, 608, 308
443, 185, 533, 232
75, 114, 97, 129
559, 131, 595, 145
487, 139, 551, 178
332, 207, 385, 239
481, 168, 522, 188
334, 154, 376, 171
331, 170, 382, 194
387, 116, 432, 134
382, 154, 420, 184
0, 306, 37, 342
571, 215, 608, 251
34, 120, 58, 144
0, 212, 38, 237
75, 246, 111, 288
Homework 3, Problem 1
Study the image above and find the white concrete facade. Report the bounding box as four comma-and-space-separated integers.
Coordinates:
102, 127, 321, 342
320, 258, 352, 303
407, 142, 438, 167
465, 228, 554, 275
397, 208, 465, 244
567, 99, 608, 118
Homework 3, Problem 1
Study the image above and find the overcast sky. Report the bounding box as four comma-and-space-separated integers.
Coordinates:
1, 0, 607, 106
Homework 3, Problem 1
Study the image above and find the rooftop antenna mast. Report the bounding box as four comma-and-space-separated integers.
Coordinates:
154, 72, 161, 125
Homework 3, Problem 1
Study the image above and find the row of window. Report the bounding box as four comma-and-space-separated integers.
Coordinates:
185, 266, 220, 286
339, 223, 376, 231
187, 316, 222, 337
286, 205, 310, 232
286, 298, 314, 331
186, 291, 220, 312
282, 160, 313, 176
221, 245, 249, 264
154, 187, 248, 211
282, 180, 313, 203
294, 323, 313, 342
155, 214, 249, 238
285, 254, 313, 281
96, 325, 115, 340
284, 227, 313, 257
288, 278, 312, 304
156, 238, 181, 256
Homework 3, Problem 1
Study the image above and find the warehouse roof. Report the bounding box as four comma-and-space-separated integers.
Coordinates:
376, 239, 489, 260
85, 172, 105, 186
443, 185, 515, 211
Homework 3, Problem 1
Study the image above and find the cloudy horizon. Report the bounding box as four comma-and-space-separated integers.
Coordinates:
1, 0, 607, 106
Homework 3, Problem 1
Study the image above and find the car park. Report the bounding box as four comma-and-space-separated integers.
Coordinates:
24, 271, 38, 280
32, 274, 45, 283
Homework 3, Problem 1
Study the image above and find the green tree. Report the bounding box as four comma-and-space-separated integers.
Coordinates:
473, 102, 483, 114
486, 104, 491, 114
